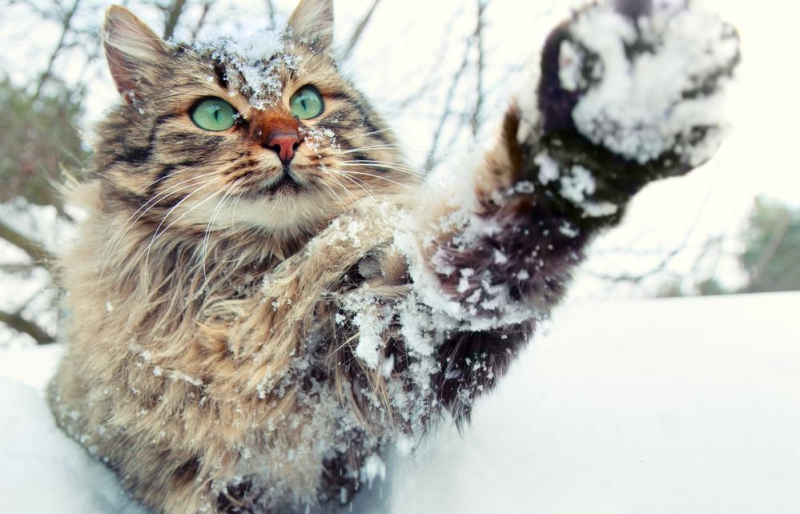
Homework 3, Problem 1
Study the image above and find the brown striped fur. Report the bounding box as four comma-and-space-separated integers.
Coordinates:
49, 1, 738, 512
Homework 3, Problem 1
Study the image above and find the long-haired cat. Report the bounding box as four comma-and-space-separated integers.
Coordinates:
49, 0, 739, 512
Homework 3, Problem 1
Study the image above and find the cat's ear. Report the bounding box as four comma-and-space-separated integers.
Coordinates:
287, 0, 334, 50
103, 6, 169, 104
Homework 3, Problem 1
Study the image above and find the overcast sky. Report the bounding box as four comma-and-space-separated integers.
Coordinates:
2, 0, 795, 202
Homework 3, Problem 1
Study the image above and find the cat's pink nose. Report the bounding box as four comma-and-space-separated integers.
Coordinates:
267, 132, 300, 164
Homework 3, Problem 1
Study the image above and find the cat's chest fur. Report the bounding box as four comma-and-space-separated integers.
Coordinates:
56, 184, 408, 508
49, 0, 740, 512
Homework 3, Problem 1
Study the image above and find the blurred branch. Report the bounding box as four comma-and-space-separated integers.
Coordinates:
689, 235, 725, 280
588, 177, 720, 289
425, 4, 497, 171
265, 0, 276, 30
0, 219, 52, 265
585, 242, 688, 284
589, 234, 729, 287
190, 0, 213, 40
471, 0, 487, 137
0, 309, 55, 345
392, 5, 468, 110
32, 0, 81, 102
341, 0, 382, 61
0, 263, 38, 274
11, 0, 52, 20
424, 41, 472, 170
162, 0, 188, 40
748, 208, 791, 288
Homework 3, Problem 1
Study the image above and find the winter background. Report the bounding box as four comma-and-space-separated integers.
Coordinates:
1, 0, 799, 513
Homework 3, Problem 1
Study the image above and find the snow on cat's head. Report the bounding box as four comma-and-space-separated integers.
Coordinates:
97, 0, 414, 236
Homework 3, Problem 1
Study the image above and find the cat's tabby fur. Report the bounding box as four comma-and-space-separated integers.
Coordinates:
49, 0, 739, 512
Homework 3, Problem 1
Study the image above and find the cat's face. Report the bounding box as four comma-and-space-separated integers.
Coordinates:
95, 0, 414, 236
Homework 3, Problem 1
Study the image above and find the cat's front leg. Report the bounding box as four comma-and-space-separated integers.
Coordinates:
416, 0, 739, 420
429, 0, 739, 311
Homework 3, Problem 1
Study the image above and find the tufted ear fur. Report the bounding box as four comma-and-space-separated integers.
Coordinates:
103, 6, 169, 104
287, 0, 334, 50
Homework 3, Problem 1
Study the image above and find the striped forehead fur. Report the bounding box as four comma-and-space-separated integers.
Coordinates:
54, 1, 423, 512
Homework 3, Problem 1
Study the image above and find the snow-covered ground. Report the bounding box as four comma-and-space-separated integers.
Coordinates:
2, 293, 799, 514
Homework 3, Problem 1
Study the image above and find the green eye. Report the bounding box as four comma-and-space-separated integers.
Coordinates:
190, 98, 237, 131
290, 86, 324, 120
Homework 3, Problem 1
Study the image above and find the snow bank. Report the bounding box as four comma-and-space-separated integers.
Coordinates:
2, 293, 799, 514
0, 378, 148, 514
358, 292, 800, 514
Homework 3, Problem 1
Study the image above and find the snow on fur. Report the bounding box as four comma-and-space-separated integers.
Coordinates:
567, 3, 739, 166
191, 27, 295, 110
3, 293, 800, 514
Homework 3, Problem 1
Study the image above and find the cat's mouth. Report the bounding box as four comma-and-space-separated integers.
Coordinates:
257, 168, 303, 196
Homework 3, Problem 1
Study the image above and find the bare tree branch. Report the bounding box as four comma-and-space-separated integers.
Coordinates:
162, 0, 188, 41
747, 208, 792, 289
390, 5, 469, 110
689, 234, 725, 279
424, 41, 472, 171
265, 0, 277, 30
0, 309, 55, 345
341, 0, 382, 61
0, 219, 52, 265
32, 0, 81, 102
588, 181, 720, 289
584, 242, 689, 284
190, 0, 213, 40
471, 0, 488, 137
426, 2, 497, 170
0, 263, 38, 274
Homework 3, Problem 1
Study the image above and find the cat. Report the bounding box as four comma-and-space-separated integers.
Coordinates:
48, 0, 740, 512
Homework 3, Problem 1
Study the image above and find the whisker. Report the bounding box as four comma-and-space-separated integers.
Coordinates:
335, 145, 403, 154
108, 172, 220, 249
338, 170, 419, 190
228, 185, 249, 230
143, 180, 227, 283
352, 127, 396, 139
97, 173, 220, 293
201, 179, 242, 281
325, 173, 364, 205
339, 158, 423, 171
315, 176, 345, 207
135, 160, 241, 194
338, 161, 425, 178
127, 178, 219, 288
325, 169, 376, 201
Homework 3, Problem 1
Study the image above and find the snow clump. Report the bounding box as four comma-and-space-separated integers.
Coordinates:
192, 26, 298, 110
567, 3, 738, 166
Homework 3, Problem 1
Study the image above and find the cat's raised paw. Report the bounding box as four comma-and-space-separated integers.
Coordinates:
538, 0, 740, 170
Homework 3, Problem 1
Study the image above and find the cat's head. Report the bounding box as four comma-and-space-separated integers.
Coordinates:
93, 0, 415, 237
